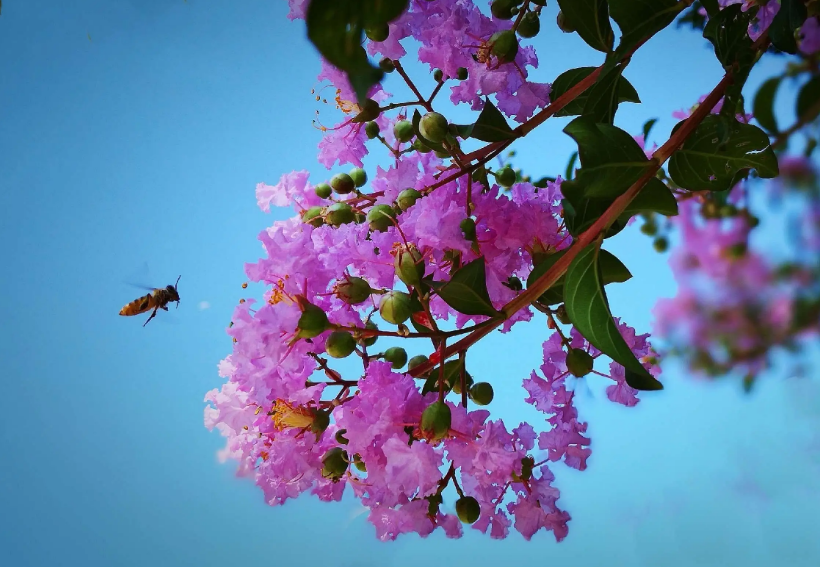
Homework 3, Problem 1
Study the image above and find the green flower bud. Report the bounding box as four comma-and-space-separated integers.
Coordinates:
419, 112, 449, 144
321, 447, 348, 480
490, 30, 518, 64
365, 121, 381, 139
379, 290, 413, 325
469, 382, 494, 405
433, 68, 444, 82
408, 354, 430, 373
367, 204, 397, 232
365, 23, 389, 43
330, 173, 355, 194
640, 221, 658, 236
335, 276, 372, 305
379, 57, 395, 73
326, 202, 355, 226
383, 346, 408, 369
456, 67, 468, 80
326, 331, 356, 359
653, 236, 669, 253
455, 496, 481, 524
566, 348, 594, 377
460, 217, 477, 241
517, 12, 541, 38
314, 183, 332, 199
353, 98, 381, 123
311, 409, 331, 435
335, 429, 349, 444
359, 320, 379, 347
301, 206, 325, 228
420, 401, 451, 441
296, 301, 330, 339
491, 0, 515, 20
555, 304, 571, 325
349, 167, 368, 188
394, 120, 415, 143
557, 10, 576, 33
394, 244, 425, 288
397, 188, 422, 211
434, 149, 451, 159
412, 139, 433, 153
496, 166, 516, 187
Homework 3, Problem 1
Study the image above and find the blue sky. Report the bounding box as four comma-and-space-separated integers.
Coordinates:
1, 1, 818, 566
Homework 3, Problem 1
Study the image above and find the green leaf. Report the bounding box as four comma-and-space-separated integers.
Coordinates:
561, 177, 677, 238
563, 117, 653, 200
527, 249, 632, 306
461, 99, 517, 142
582, 63, 640, 124
556, 0, 614, 53
608, 0, 682, 64
565, 152, 578, 181
429, 258, 501, 317
642, 118, 658, 142
700, 0, 719, 17
797, 75, 820, 123
563, 242, 663, 391
703, 4, 755, 117
668, 115, 779, 191
769, 0, 807, 54
551, 66, 640, 118
753, 76, 782, 133
421, 359, 469, 395
305, 0, 408, 104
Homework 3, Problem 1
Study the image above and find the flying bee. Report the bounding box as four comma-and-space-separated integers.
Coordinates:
119, 275, 181, 326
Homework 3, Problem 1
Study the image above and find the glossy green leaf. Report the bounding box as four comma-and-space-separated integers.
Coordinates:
797, 75, 820, 123
556, 0, 614, 53
551, 66, 640, 118
668, 115, 779, 191
565, 151, 578, 181
429, 258, 501, 317
459, 99, 517, 142
769, 0, 807, 54
642, 118, 658, 142
563, 117, 653, 200
753, 76, 782, 133
562, 177, 677, 238
703, 4, 755, 117
563, 242, 663, 391
527, 249, 632, 306
583, 64, 640, 124
609, 0, 680, 51
306, 0, 408, 104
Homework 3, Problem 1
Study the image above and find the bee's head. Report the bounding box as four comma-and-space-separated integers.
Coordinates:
168, 275, 181, 305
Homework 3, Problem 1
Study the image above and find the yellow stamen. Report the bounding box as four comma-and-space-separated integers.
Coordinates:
270, 399, 315, 430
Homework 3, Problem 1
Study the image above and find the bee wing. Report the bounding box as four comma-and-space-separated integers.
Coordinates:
124, 261, 158, 291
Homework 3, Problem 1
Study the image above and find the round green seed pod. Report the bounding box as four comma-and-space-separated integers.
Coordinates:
326, 331, 356, 359
326, 202, 355, 226
490, 30, 518, 63
314, 183, 332, 199
365, 23, 389, 43
456, 67, 468, 80
490, 0, 515, 20
321, 447, 349, 479
408, 355, 430, 373
349, 167, 368, 188
460, 217, 477, 241
469, 382, 494, 405
296, 303, 330, 339
517, 12, 541, 38
419, 112, 449, 144
565, 348, 594, 377
359, 320, 379, 347
653, 237, 669, 253
496, 166, 516, 187
383, 346, 408, 369
557, 10, 576, 33
455, 496, 481, 524
335, 277, 372, 305
365, 121, 381, 139
379, 291, 413, 325
394, 120, 415, 143
330, 173, 355, 194
379, 57, 395, 73
367, 204, 397, 232
420, 401, 451, 441
301, 206, 325, 228
433, 68, 444, 82
397, 188, 422, 211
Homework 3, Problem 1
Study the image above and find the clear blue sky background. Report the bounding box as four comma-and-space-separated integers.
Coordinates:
1, 1, 819, 566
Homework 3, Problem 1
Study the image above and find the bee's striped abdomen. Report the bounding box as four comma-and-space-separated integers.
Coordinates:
119, 293, 156, 316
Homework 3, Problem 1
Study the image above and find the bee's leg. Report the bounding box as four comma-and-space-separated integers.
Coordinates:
161, 305, 169, 311
143, 308, 159, 327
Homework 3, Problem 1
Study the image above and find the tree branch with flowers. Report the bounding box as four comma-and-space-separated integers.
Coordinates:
205, 0, 820, 542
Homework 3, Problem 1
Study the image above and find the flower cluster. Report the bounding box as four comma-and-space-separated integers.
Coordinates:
205, 0, 661, 541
